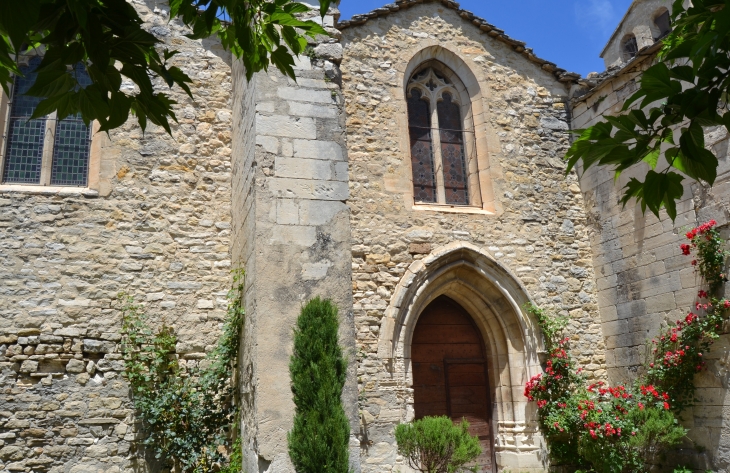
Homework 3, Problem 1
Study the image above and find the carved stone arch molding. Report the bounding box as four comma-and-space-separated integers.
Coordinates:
393, 43, 502, 215
378, 242, 547, 470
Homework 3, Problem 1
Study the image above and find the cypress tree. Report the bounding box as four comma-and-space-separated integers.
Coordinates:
288, 297, 350, 473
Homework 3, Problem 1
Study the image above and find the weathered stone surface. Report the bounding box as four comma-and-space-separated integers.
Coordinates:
408, 243, 431, 255
65, 359, 85, 373
1, 0, 724, 472
231, 6, 357, 472
0, 1, 234, 472
82, 340, 116, 354
314, 43, 344, 63
19, 360, 38, 373
569, 1, 730, 469
341, 4, 602, 472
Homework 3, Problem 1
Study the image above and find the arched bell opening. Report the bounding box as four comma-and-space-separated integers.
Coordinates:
412, 295, 496, 472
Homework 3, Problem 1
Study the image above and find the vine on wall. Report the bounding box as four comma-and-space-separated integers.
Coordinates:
525, 221, 730, 472
120, 269, 245, 473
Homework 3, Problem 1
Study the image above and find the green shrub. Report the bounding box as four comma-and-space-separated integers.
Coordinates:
120, 269, 245, 472
394, 416, 481, 473
288, 297, 350, 473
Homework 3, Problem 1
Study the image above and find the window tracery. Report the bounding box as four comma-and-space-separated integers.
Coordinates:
406, 65, 471, 206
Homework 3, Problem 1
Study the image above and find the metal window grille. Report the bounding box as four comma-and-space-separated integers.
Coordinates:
437, 93, 468, 206
408, 88, 437, 203
2, 57, 45, 184
51, 64, 92, 186
3, 60, 92, 186
407, 65, 475, 207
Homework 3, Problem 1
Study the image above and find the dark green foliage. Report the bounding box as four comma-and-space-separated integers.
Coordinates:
626, 407, 687, 464
575, 406, 687, 473
219, 438, 242, 473
288, 297, 350, 473
0, 0, 331, 134
565, 0, 730, 220
524, 302, 569, 351
394, 416, 481, 473
120, 269, 245, 473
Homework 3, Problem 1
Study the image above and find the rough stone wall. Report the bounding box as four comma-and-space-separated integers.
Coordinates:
341, 5, 604, 472
232, 8, 360, 472
0, 1, 234, 471
600, 0, 673, 69
230, 42, 258, 473
571, 50, 730, 469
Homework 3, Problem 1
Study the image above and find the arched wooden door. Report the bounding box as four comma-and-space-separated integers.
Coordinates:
411, 295, 494, 473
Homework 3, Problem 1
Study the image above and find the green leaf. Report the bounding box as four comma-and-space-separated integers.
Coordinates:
269, 12, 313, 27
639, 62, 683, 108
676, 133, 718, 184
270, 46, 296, 81
623, 87, 648, 110
642, 148, 661, 169
669, 65, 695, 83
687, 121, 705, 149
284, 3, 311, 15
25, 69, 75, 99
642, 170, 684, 220
66, 0, 88, 28
0, 0, 40, 51
78, 86, 110, 125
166, 66, 193, 98
281, 26, 303, 55
319, 0, 332, 17
31, 93, 74, 120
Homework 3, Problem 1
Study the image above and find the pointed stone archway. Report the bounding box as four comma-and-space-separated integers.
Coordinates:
377, 242, 548, 471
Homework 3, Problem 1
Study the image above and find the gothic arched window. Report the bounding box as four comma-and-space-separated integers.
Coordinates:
406, 63, 472, 206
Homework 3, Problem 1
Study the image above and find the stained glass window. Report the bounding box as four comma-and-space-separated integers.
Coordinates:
407, 64, 475, 207
51, 64, 92, 186
408, 88, 437, 203
2, 57, 46, 184
437, 93, 468, 205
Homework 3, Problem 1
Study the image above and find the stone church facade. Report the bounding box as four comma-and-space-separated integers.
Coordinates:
0, 1, 728, 472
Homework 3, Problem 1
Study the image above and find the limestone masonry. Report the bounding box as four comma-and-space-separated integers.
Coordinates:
0, 0, 728, 472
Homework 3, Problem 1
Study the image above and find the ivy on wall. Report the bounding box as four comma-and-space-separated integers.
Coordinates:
120, 269, 245, 473
525, 221, 730, 472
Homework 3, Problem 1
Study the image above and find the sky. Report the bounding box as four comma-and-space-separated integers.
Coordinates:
338, 0, 634, 76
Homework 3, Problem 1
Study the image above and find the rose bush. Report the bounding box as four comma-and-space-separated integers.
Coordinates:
526, 221, 729, 472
